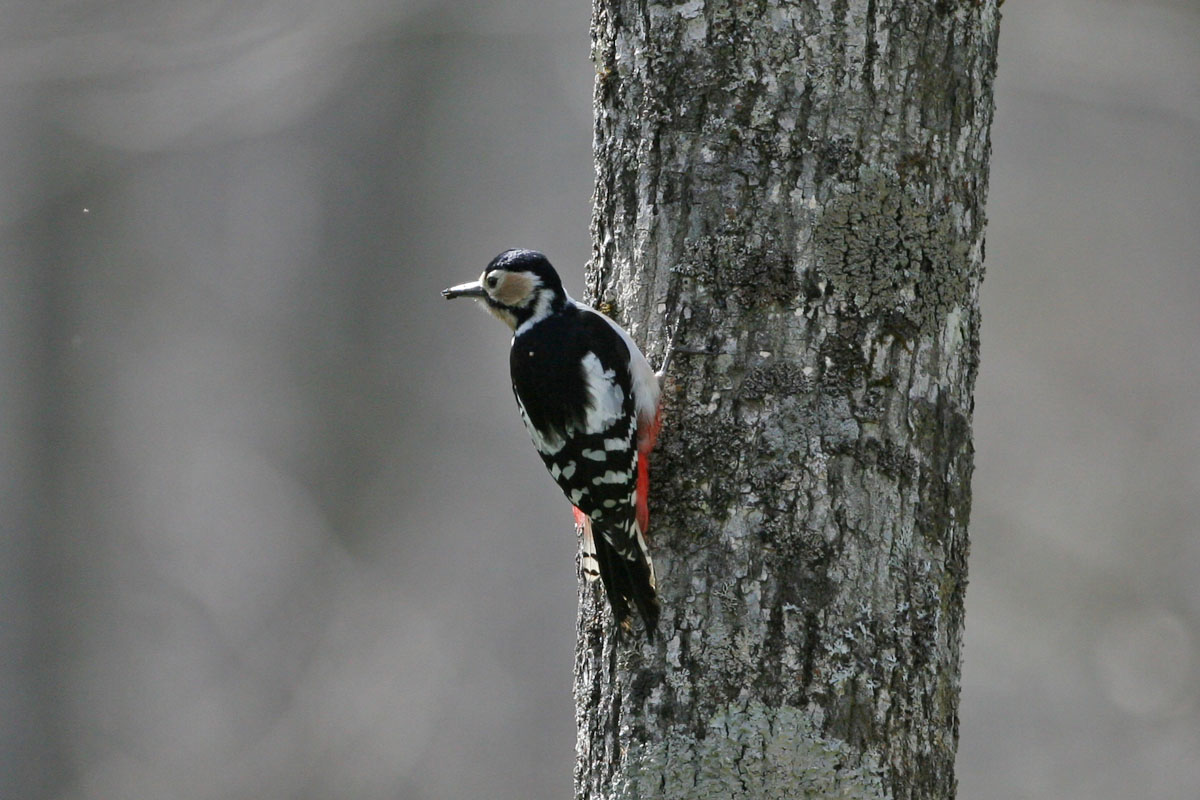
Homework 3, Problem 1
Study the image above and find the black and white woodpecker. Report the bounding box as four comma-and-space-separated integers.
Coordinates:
443, 249, 662, 639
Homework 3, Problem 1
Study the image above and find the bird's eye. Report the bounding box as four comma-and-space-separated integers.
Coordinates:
486, 274, 499, 289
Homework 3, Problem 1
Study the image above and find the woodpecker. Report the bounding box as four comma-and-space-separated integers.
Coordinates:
443, 249, 662, 639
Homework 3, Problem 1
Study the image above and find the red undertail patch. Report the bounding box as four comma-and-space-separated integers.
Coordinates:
635, 405, 660, 535
636, 452, 651, 535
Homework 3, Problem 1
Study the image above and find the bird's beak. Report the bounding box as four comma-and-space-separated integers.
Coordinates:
442, 280, 486, 300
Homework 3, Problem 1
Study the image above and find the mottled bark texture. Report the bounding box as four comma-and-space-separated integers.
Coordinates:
575, 1, 999, 798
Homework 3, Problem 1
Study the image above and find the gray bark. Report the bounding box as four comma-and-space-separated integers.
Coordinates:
575, 1, 999, 798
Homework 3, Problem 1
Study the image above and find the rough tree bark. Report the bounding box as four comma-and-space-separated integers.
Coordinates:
574, 1, 999, 798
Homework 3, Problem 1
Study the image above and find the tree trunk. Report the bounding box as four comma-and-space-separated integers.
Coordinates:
575, 1, 1000, 798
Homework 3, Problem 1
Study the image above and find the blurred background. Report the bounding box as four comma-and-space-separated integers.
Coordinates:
1, 1, 1195, 798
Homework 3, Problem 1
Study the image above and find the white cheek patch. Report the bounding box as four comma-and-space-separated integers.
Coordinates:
493, 272, 535, 306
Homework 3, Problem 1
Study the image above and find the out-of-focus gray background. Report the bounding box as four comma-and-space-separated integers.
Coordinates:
1, 1, 1196, 798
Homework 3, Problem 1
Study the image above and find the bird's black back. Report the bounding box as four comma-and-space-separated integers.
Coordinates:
509, 304, 633, 448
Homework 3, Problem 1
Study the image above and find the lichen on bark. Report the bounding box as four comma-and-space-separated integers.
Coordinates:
578, 1, 999, 798
621, 702, 887, 800
813, 168, 974, 334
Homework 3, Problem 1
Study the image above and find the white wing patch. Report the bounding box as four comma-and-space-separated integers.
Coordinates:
580, 351, 625, 434
579, 303, 660, 432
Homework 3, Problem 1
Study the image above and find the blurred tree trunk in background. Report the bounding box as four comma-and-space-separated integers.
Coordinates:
575, 1, 999, 798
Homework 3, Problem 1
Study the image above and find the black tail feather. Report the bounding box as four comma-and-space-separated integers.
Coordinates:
592, 529, 660, 641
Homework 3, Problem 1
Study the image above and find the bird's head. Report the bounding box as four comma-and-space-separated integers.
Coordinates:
443, 249, 567, 331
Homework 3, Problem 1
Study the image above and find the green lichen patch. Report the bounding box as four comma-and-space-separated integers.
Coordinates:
813, 170, 974, 333
621, 701, 886, 800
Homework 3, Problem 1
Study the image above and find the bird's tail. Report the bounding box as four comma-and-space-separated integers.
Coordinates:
576, 513, 659, 641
